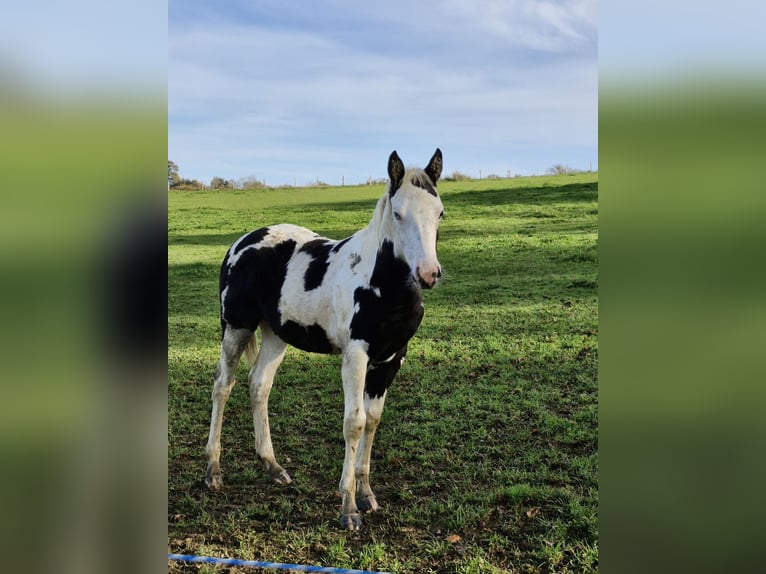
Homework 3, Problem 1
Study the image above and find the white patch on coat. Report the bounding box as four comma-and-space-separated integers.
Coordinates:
219, 285, 229, 319
227, 225, 317, 268
272, 226, 378, 351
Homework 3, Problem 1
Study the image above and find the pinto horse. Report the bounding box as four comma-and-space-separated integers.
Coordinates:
205, 149, 444, 530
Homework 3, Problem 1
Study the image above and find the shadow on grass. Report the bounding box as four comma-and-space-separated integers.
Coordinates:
443, 182, 597, 208
168, 182, 598, 248
168, 233, 598, 319
168, 226, 365, 248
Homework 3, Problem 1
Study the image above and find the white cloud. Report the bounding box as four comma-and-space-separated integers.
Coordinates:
433, 0, 596, 53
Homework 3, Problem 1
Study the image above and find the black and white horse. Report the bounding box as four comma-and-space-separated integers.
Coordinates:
205, 149, 444, 530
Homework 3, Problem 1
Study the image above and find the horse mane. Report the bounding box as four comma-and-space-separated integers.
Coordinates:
368, 193, 392, 242
396, 168, 438, 197
406, 168, 435, 189
389, 167, 433, 194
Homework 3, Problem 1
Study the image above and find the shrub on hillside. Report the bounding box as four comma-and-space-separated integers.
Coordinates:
443, 170, 473, 181
548, 164, 581, 175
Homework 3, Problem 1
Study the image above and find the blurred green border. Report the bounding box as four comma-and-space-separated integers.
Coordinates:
600, 79, 766, 574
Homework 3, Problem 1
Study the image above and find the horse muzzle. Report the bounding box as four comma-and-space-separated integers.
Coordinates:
415, 264, 442, 289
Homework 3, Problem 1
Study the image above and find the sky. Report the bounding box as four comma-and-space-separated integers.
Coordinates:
168, 0, 598, 186
0, 0, 166, 95
2, 2, 763, 188
599, 0, 766, 82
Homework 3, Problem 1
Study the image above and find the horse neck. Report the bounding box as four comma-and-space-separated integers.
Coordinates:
359, 193, 396, 254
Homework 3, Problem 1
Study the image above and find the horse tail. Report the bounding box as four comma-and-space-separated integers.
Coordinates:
243, 332, 259, 366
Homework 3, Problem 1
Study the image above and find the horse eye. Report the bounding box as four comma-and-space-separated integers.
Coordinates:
394, 212, 402, 221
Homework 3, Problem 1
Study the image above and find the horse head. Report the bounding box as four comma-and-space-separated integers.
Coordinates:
385, 148, 444, 289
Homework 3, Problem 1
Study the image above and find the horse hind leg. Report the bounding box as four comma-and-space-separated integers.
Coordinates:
249, 322, 291, 485
205, 326, 255, 490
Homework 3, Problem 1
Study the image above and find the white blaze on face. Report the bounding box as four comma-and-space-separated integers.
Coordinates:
390, 184, 444, 288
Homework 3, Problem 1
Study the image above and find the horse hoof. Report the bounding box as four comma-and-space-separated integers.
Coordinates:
356, 495, 379, 513
205, 468, 223, 490
272, 470, 292, 485
339, 513, 362, 531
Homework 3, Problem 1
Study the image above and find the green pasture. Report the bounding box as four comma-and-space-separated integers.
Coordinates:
168, 173, 598, 573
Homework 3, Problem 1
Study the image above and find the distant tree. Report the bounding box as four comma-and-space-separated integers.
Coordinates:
168, 160, 180, 189
238, 176, 267, 189
176, 178, 205, 190
548, 164, 580, 175
443, 170, 472, 182
210, 176, 234, 190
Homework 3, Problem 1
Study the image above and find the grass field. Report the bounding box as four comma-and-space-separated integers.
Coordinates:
168, 173, 598, 573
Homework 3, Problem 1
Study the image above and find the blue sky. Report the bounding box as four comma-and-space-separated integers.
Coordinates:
3, 1, 763, 189
600, 0, 766, 81
169, 0, 597, 186
1, 0, 166, 94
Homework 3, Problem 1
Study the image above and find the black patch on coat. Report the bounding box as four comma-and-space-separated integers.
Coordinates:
231, 227, 269, 256
300, 238, 334, 291
277, 320, 338, 354
365, 346, 408, 399
349, 253, 362, 270
411, 173, 438, 197
350, 240, 424, 363
220, 233, 298, 333
220, 229, 338, 354
219, 227, 272, 336
331, 237, 351, 253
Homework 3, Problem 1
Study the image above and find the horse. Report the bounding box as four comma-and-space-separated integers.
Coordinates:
204, 148, 444, 530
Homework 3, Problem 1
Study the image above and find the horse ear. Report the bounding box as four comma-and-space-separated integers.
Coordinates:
388, 150, 405, 196
425, 148, 443, 183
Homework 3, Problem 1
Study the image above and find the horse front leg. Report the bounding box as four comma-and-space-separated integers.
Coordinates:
355, 390, 387, 513
338, 346, 368, 530
355, 349, 404, 513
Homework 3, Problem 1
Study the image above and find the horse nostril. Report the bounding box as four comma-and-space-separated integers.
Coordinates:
416, 266, 441, 288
